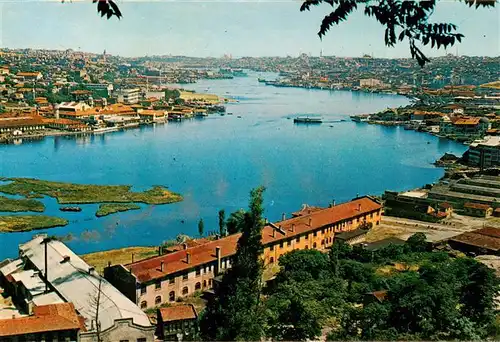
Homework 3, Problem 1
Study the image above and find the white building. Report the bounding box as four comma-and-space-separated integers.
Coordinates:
116, 88, 141, 104
18, 235, 155, 341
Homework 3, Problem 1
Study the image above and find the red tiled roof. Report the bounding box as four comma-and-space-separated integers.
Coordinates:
165, 238, 211, 253
261, 197, 381, 245
454, 117, 480, 126
127, 233, 241, 283
0, 117, 45, 128
126, 197, 381, 283
160, 305, 197, 322
474, 227, 500, 239
464, 202, 491, 210
0, 303, 83, 337
450, 232, 500, 252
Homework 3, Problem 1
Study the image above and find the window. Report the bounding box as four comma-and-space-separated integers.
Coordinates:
203, 280, 207, 288
155, 280, 161, 290
305, 245, 309, 249
270, 245, 274, 251
140, 301, 147, 309
169, 291, 175, 302
296, 236, 300, 243
208, 279, 212, 286
370, 213, 373, 218
313, 242, 317, 249
321, 239, 324, 245
120, 340, 129, 342
322, 229, 325, 234
279, 241, 283, 248
183, 273, 188, 281
313, 231, 317, 237
196, 268, 201, 276
182, 286, 189, 295
376, 221, 380, 225
270, 257, 274, 264
140, 285, 146, 295
155, 296, 162, 305
169, 277, 175, 284
137, 339, 147, 342
195, 282, 201, 290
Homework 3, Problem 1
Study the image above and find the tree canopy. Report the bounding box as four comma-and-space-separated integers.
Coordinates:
200, 187, 266, 341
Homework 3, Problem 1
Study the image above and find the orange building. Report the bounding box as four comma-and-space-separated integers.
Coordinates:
104, 196, 382, 309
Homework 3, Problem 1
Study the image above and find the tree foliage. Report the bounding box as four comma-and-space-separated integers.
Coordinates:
226, 208, 246, 235
299, 0, 496, 66
218, 209, 226, 237
200, 187, 266, 341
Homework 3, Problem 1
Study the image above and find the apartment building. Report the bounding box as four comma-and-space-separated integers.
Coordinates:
116, 88, 141, 104
104, 196, 382, 310
468, 136, 500, 168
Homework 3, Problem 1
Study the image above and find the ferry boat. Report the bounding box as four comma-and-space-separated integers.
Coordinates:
294, 117, 323, 124
258, 78, 266, 83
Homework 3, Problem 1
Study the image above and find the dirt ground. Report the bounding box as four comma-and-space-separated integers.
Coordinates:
81, 246, 158, 274
366, 213, 498, 243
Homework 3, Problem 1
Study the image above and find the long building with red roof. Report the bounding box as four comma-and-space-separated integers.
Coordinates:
104, 196, 382, 310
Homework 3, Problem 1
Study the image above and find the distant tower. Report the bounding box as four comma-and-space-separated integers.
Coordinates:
102, 49, 106, 63
320, 49, 323, 58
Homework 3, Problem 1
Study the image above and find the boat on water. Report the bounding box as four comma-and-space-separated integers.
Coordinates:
258, 78, 266, 83
93, 126, 118, 134
60, 206, 82, 212
294, 117, 323, 124
232, 69, 248, 77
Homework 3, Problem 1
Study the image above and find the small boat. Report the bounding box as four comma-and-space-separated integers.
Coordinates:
237, 116, 242, 118
60, 206, 82, 212
294, 117, 323, 124
227, 113, 233, 115
93, 126, 118, 134
258, 78, 266, 83
220, 113, 225, 116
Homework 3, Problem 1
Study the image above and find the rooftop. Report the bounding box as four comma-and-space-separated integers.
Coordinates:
126, 197, 382, 282
470, 136, 500, 148
0, 303, 83, 337
159, 304, 197, 322
464, 202, 492, 210
19, 235, 151, 332
450, 227, 500, 252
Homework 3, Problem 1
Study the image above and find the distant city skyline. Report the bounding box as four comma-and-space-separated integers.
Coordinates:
0, 1, 498, 58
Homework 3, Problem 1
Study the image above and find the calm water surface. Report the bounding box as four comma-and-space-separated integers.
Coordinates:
0, 73, 467, 259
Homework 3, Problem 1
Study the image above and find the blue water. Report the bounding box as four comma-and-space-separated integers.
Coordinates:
0, 73, 467, 259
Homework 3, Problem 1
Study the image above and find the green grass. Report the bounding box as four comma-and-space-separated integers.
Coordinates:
0, 178, 183, 205
96, 203, 141, 217
0, 215, 68, 232
0, 195, 45, 212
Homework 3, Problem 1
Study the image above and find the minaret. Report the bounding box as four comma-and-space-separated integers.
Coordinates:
102, 49, 106, 63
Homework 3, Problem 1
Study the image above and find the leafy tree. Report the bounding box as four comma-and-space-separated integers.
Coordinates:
458, 259, 499, 328
299, 0, 495, 66
218, 209, 226, 237
198, 218, 204, 237
200, 187, 266, 341
277, 249, 330, 281
406, 232, 428, 253
226, 208, 246, 234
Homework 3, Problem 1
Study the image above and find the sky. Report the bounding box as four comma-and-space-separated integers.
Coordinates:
0, 0, 498, 58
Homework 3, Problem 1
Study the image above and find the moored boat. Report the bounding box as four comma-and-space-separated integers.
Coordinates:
60, 206, 82, 212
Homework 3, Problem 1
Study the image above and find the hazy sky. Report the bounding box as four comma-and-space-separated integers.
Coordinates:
1, 0, 498, 58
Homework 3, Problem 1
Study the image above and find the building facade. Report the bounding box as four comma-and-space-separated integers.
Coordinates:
468, 136, 500, 168
105, 197, 382, 310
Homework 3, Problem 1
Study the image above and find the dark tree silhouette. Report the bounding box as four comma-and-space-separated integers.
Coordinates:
92, 0, 122, 19
300, 0, 495, 66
